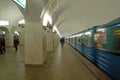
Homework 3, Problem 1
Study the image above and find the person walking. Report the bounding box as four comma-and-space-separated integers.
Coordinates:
14, 36, 19, 51
1, 37, 6, 53
0, 38, 3, 54
60, 37, 65, 48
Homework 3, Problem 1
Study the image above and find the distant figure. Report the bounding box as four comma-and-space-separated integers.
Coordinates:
0, 38, 3, 54
1, 36, 6, 53
60, 37, 65, 48
14, 35, 19, 51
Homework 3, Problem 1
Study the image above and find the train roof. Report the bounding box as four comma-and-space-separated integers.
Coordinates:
98, 17, 120, 28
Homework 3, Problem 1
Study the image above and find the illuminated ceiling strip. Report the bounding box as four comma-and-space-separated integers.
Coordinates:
19, 19, 25, 24
3, 31, 5, 34
0, 20, 9, 26
43, 13, 52, 26
14, 31, 19, 35
85, 32, 91, 35
53, 26, 62, 38
97, 28, 105, 32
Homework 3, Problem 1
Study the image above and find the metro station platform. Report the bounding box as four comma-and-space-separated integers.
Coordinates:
0, 43, 111, 80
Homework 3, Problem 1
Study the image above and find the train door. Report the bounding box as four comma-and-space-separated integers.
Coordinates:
115, 30, 120, 51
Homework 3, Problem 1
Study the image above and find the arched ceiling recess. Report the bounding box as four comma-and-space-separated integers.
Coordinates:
0, 27, 9, 33
0, 0, 24, 26
18, 0, 44, 21
18, 0, 55, 22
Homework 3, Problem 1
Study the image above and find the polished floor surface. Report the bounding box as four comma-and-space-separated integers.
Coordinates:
0, 44, 110, 80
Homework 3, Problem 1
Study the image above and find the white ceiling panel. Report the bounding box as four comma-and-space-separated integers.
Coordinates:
0, 0, 120, 36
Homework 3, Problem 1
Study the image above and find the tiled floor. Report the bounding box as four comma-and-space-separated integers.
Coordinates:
0, 44, 110, 80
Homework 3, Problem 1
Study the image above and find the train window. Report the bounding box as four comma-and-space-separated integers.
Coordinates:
71, 38, 73, 43
70, 38, 72, 44
82, 35, 86, 45
85, 31, 92, 47
79, 34, 83, 44
88, 34, 92, 47
73, 37, 75, 45
76, 37, 80, 44
71, 38, 74, 44
94, 28, 106, 48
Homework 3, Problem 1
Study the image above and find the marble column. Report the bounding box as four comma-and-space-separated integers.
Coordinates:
24, 21, 47, 65
46, 29, 54, 52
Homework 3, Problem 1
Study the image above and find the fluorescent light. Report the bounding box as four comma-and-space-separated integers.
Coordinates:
85, 32, 91, 35
0, 20, 9, 26
40, 9, 45, 18
3, 31, 5, 34
97, 28, 105, 32
13, 0, 26, 9
79, 33, 82, 36
53, 25, 57, 32
19, 19, 25, 24
14, 31, 19, 35
53, 26, 62, 38
69, 33, 83, 38
43, 13, 52, 26
69, 36, 74, 38
76, 34, 82, 37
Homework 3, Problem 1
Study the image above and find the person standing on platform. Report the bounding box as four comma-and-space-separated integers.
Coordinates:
60, 37, 65, 48
0, 38, 3, 54
1, 36, 6, 53
14, 35, 19, 51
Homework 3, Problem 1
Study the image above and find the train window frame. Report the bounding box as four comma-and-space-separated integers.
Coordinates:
76, 36, 80, 44
95, 28, 106, 48
85, 31, 92, 47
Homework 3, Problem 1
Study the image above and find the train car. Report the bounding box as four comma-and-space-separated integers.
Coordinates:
82, 27, 97, 63
67, 18, 120, 80
95, 18, 120, 80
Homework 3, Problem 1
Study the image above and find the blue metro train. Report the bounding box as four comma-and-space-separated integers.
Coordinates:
66, 18, 120, 80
